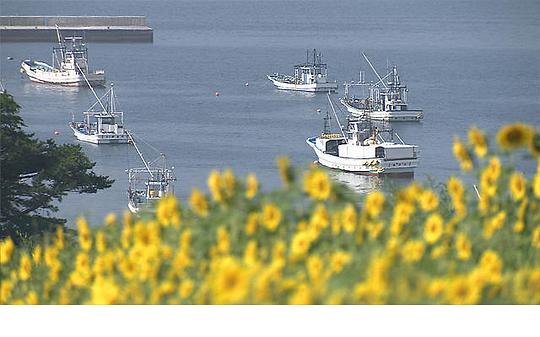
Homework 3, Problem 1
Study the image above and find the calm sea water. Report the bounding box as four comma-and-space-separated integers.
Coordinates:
1, 0, 539, 226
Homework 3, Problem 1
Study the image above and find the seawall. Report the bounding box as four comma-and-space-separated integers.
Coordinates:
0, 16, 153, 43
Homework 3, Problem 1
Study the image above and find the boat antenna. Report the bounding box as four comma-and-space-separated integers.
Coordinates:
326, 92, 346, 139
76, 63, 108, 114
362, 52, 388, 89
110, 83, 115, 114
126, 130, 155, 178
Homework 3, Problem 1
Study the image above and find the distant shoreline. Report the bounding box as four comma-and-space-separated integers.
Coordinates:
0, 16, 153, 43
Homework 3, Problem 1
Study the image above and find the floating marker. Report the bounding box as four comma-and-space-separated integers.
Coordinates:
316, 109, 321, 113
214, 91, 220, 97
245, 82, 249, 86
54, 130, 60, 135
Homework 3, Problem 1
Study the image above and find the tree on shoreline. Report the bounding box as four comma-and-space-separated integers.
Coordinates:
0, 91, 113, 242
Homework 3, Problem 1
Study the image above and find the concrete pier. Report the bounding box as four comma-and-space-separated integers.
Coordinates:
0, 16, 153, 43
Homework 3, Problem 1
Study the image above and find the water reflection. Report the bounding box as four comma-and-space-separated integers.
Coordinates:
22, 81, 81, 95
22, 81, 86, 106
328, 170, 414, 195
273, 89, 316, 99
328, 170, 381, 195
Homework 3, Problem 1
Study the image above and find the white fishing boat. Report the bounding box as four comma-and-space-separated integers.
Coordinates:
69, 83, 128, 144
341, 53, 423, 122
126, 132, 176, 213
307, 94, 419, 176
20, 26, 105, 87
268, 49, 338, 92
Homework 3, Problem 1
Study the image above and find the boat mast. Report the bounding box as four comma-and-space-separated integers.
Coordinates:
76, 63, 108, 114
126, 130, 155, 178
362, 52, 388, 90
326, 93, 347, 139
55, 25, 64, 61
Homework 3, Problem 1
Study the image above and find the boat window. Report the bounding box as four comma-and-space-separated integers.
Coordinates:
375, 147, 385, 158
325, 140, 340, 156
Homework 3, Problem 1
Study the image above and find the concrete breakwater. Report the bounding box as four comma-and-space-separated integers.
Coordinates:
0, 16, 153, 42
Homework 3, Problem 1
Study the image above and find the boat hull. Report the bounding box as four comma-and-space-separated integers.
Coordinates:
306, 137, 417, 175
268, 75, 337, 92
341, 99, 423, 122
128, 200, 140, 214
21, 61, 105, 87
69, 124, 129, 144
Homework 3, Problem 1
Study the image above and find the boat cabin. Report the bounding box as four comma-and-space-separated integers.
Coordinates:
78, 111, 125, 136
293, 49, 330, 84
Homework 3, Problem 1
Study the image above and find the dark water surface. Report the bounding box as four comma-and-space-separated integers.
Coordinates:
1, 0, 539, 226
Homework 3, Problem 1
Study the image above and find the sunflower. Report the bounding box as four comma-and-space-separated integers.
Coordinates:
244, 212, 259, 235
445, 276, 481, 305
0, 280, 12, 304
104, 212, 117, 226
76, 216, 92, 251
211, 257, 249, 304
529, 131, 540, 157
276, 155, 293, 187
419, 189, 439, 212
306, 254, 323, 281
189, 188, 209, 217
95, 231, 106, 253
479, 250, 503, 284
310, 204, 329, 231
509, 171, 526, 201
401, 240, 425, 263
427, 279, 447, 299
532, 227, 540, 249
290, 230, 312, 260
330, 251, 352, 273
216, 226, 230, 254
243, 240, 258, 267
480, 157, 501, 197
18, 254, 32, 281
288, 283, 313, 305
364, 191, 385, 218
207, 170, 224, 202
303, 169, 331, 201
452, 137, 473, 172
447, 176, 464, 198
341, 203, 357, 233
90, 276, 120, 304
156, 194, 181, 227
245, 173, 258, 199
261, 203, 282, 232
0, 238, 14, 264
179, 279, 194, 299
483, 211, 506, 239
496, 123, 534, 150
468, 127, 488, 158
424, 213, 444, 244
222, 169, 236, 197
367, 221, 384, 240
390, 201, 414, 236
455, 232, 472, 261
533, 163, 540, 198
